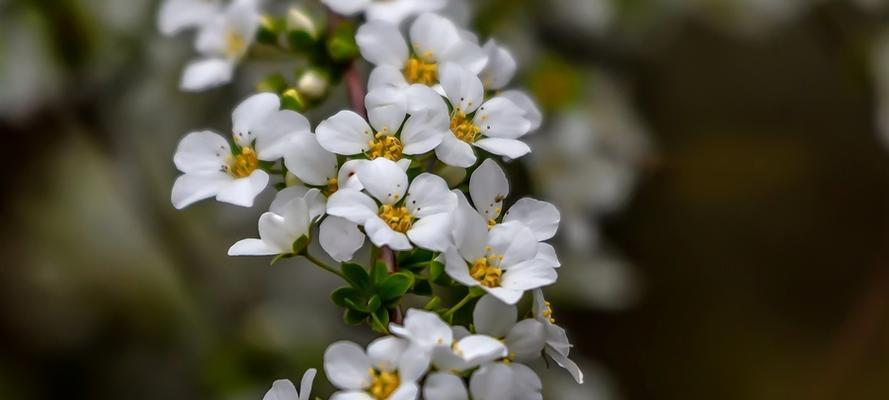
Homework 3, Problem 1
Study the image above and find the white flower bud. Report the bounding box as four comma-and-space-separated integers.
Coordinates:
297, 68, 329, 100
287, 7, 318, 39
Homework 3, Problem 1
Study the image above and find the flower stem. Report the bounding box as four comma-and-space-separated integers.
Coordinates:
303, 252, 344, 279
443, 292, 480, 318
378, 246, 403, 324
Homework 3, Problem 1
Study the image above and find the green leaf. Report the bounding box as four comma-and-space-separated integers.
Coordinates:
330, 287, 362, 308
429, 261, 445, 282
369, 307, 390, 333
291, 235, 310, 255
412, 279, 432, 296
370, 260, 388, 285
342, 263, 371, 292
326, 23, 358, 62
343, 309, 367, 325
398, 248, 435, 270
343, 297, 368, 313
367, 295, 381, 312
378, 272, 414, 303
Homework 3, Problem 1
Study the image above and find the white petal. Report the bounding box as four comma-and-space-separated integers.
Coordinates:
357, 158, 408, 204
431, 346, 470, 372
284, 131, 339, 186
473, 138, 530, 160
400, 112, 446, 155
321, 0, 371, 15
397, 346, 431, 382
388, 382, 419, 400
232, 92, 281, 145
224, 0, 261, 47
435, 132, 477, 168
173, 130, 230, 174
444, 247, 479, 289
534, 242, 560, 268
180, 58, 234, 92
473, 295, 516, 338
469, 364, 513, 400
364, 216, 412, 251
368, 65, 409, 91
479, 40, 516, 90
469, 159, 508, 221
365, 87, 407, 134
263, 379, 298, 400
356, 20, 409, 67
320, 216, 365, 262
487, 222, 537, 268
316, 110, 374, 155
367, 336, 407, 372
404, 84, 450, 117
366, 0, 447, 24
338, 159, 367, 190
455, 335, 508, 367
215, 170, 269, 207
278, 197, 311, 238
171, 172, 232, 209
501, 260, 557, 291
504, 319, 546, 362
508, 363, 543, 400
423, 372, 468, 400
228, 239, 279, 256
324, 341, 372, 390
503, 198, 560, 241
405, 173, 456, 217
298, 369, 317, 400
482, 286, 524, 305
547, 348, 584, 384
451, 191, 488, 261
474, 97, 531, 139
409, 13, 461, 63
326, 189, 379, 224
407, 213, 453, 252
390, 309, 452, 350
330, 391, 374, 400
194, 15, 227, 55
255, 110, 310, 161
500, 90, 542, 131
158, 0, 220, 36
439, 63, 484, 114
440, 39, 488, 75
257, 212, 299, 253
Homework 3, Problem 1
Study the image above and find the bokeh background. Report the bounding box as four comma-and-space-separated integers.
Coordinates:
3, 0, 889, 398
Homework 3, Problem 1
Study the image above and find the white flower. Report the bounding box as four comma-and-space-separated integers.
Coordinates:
468, 159, 561, 267
389, 309, 507, 372
356, 13, 486, 91
172, 93, 297, 209
533, 288, 584, 384
324, 338, 430, 400
157, 0, 221, 36
445, 191, 557, 304
322, 0, 449, 24
326, 158, 456, 251
470, 362, 542, 400
315, 86, 449, 169
434, 63, 533, 167
178, 0, 261, 91
228, 188, 322, 257
262, 369, 317, 400
473, 295, 545, 363
478, 39, 516, 91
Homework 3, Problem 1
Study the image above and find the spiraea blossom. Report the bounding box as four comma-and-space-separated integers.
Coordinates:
164, 5, 587, 399
159, 0, 261, 91
322, 0, 449, 24
356, 13, 486, 91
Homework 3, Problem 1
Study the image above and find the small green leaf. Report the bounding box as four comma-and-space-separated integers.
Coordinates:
367, 295, 381, 312
330, 287, 362, 308
371, 260, 388, 285
342, 263, 371, 292
429, 261, 445, 282
291, 235, 310, 255
378, 272, 414, 303
412, 279, 432, 296
398, 248, 435, 270
369, 307, 390, 333
343, 297, 369, 313
343, 308, 367, 325
326, 23, 358, 62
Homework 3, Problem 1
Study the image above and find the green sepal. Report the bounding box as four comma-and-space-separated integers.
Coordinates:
341, 263, 371, 293
429, 261, 445, 283
378, 272, 414, 304
281, 88, 307, 112
291, 235, 310, 255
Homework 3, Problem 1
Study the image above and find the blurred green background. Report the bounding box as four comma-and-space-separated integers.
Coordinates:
3, 0, 889, 399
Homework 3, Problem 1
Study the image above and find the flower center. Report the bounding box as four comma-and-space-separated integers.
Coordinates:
224, 29, 246, 59
227, 147, 258, 178
403, 56, 438, 85
450, 111, 480, 144
470, 249, 503, 288
324, 178, 339, 197
368, 369, 400, 400
543, 300, 555, 324
367, 132, 404, 161
378, 205, 413, 233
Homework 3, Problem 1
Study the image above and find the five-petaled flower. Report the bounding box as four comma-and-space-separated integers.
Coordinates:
324, 337, 429, 400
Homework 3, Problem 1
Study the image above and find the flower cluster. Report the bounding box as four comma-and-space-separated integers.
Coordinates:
163, 0, 582, 398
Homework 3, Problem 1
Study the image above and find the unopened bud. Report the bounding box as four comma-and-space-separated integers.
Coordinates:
296, 68, 330, 100
287, 7, 318, 39
281, 88, 307, 112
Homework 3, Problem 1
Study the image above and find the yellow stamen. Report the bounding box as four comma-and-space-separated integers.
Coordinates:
324, 178, 339, 197
450, 111, 480, 144
487, 218, 497, 230
224, 29, 246, 59
227, 147, 258, 178
403, 56, 438, 85
543, 300, 555, 324
367, 132, 404, 161
379, 205, 413, 233
368, 369, 400, 400
470, 256, 502, 288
